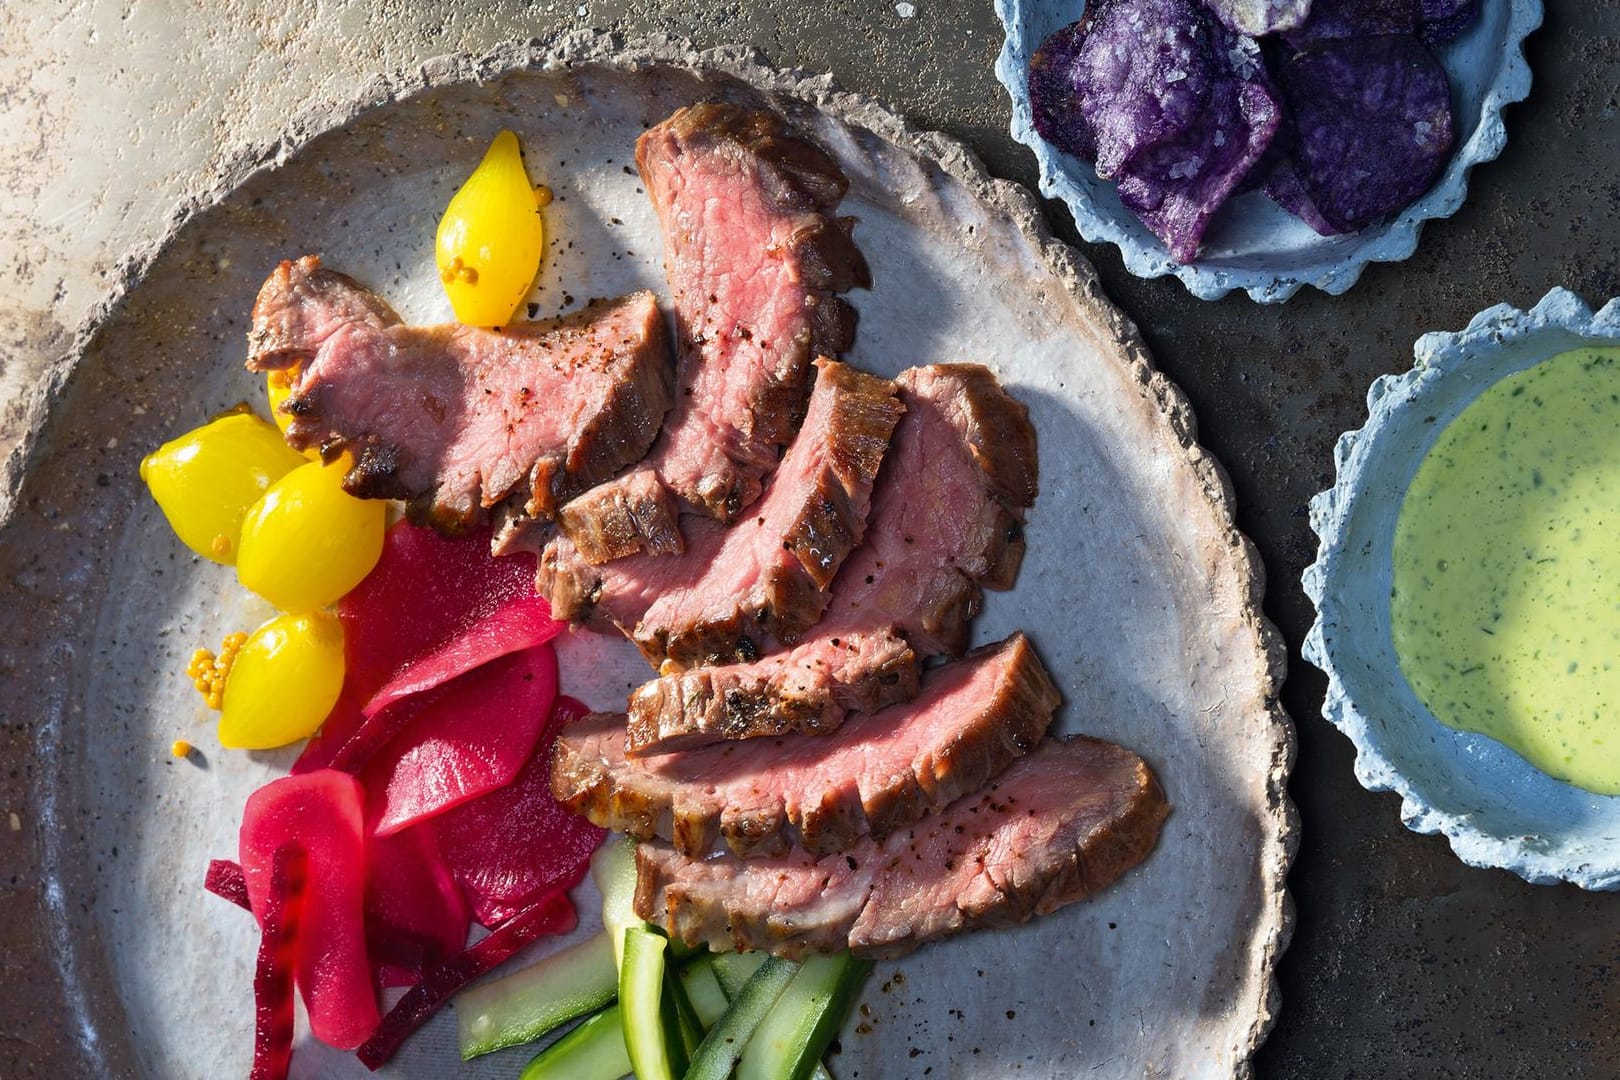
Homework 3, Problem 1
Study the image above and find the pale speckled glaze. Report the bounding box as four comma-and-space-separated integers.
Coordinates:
0, 33, 1292, 1079
1305, 287, 1620, 889
993, 0, 1543, 302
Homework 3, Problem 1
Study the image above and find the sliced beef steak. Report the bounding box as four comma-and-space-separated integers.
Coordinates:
246, 256, 674, 534
555, 102, 871, 562
623, 362, 1038, 755
550, 633, 1059, 858
625, 629, 917, 754
635, 736, 1168, 959
539, 360, 903, 668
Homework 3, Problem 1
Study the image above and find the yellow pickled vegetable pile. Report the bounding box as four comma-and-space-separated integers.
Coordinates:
142, 382, 386, 752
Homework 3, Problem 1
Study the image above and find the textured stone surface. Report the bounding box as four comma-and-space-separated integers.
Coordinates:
1, 2, 1617, 1078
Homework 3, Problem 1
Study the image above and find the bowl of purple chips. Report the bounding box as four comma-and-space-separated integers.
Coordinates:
995, 0, 1542, 301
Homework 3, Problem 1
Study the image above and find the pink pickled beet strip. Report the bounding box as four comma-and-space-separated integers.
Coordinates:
365, 823, 471, 988
363, 595, 561, 720
355, 888, 578, 1070
365, 646, 559, 838
327, 595, 561, 776
241, 771, 379, 1050
205, 858, 251, 911
250, 845, 307, 1080
298, 522, 539, 774
433, 696, 604, 927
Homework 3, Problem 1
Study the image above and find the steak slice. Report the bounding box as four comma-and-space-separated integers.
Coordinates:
550, 632, 1059, 858
539, 360, 904, 668
623, 362, 1038, 755
555, 101, 871, 562
625, 630, 918, 754
246, 256, 673, 534
635, 736, 1168, 959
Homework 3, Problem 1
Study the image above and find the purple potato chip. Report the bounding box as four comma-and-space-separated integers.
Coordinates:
1261, 156, 1347, 235
1419, 0, 1472, 20
1282, 0, 1420, 48
1026, 0, 1283, 262
1114, 42, 1281, 262
1029, 21, 1099, 162
1267, 35, 1454, 234
1068, 0, 1240, 180
1420, 0, 1481, 46
1201, 0, 1314, 36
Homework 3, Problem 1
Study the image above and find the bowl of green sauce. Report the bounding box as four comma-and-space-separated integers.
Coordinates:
1306, 288, 1620, 889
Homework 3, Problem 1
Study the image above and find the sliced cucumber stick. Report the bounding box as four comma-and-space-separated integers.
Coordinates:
736, 952, 872, 1080
665, 956, 706, 1061
592, 836, 641, 970
456, 931, 618, 1059
679, 957, 731, 1029
710, 951, 769, 999
711, 951, 834, 1080
518, 1006, 630, 1080
686, 956, 799, 1080
621, 925, 684, 1080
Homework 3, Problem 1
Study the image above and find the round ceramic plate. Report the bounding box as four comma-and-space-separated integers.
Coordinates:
993, 0, 1543, 302
0, 32, 1293, 1079
1305, 287, 1620, 889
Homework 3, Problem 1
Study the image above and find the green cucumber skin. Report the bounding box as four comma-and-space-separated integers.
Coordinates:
737, 952, 873, 1080
679, 957, 731, 1029
456, 932, 618, 1060
661, 950, 701, 1071
710, 951, 769, 999
685, 957, 800, 1080
621, 926, 681, 1080
710, 951, 833, 1080
517, 1006, 631, 1080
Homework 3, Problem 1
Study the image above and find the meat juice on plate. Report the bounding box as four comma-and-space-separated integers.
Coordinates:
1391, 347, 1620, 792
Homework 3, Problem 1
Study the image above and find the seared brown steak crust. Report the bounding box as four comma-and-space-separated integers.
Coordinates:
555, 101, 870, 560
550, 633, 1060, 858
539, 360, 903, 669
246, 256, 673, 534
624, 629, 917, 754
635, 736, 1168, 959
622, 362, 1038, 755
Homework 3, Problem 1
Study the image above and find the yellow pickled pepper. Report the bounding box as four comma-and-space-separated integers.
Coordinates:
435, 130, 546, 327
235, 456, 386, 613
217, 612, 346, 749
140, 411, 307, 564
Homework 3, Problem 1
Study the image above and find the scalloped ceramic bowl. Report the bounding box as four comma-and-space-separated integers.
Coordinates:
1305, 288, 1620, 889
994, 0, 1543, 302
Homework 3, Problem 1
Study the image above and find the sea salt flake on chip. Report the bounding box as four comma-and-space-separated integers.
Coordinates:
1265, 35, 1455, 234
1201, 0, 1313, 36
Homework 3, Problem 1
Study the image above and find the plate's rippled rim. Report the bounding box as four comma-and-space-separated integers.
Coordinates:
1304, 287, 1620, 888
0, 30, 1295, 1076
992, 0, 1543, 303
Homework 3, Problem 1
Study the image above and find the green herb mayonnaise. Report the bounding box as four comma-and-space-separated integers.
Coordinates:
1391, 346, 1620, 794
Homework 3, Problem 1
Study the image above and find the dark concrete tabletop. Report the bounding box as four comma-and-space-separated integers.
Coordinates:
2, 2, 1616, 1076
